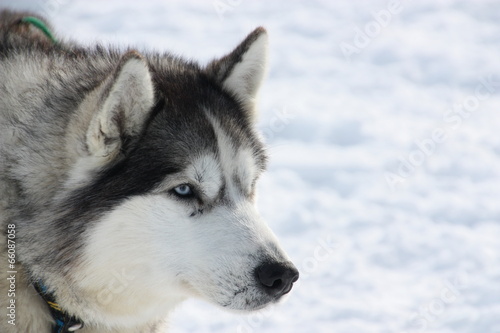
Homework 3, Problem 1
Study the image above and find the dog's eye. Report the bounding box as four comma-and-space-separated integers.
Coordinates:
173, 184, 194, 198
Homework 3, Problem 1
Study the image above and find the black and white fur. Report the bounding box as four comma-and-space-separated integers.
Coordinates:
0, 10, 298, 333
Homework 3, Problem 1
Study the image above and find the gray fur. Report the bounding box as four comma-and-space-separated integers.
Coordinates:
0, 10, 297, 333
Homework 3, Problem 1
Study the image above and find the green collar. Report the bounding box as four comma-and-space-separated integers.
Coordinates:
20, 16, 58, 44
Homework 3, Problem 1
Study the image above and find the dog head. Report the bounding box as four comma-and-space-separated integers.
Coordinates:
61, 27, 298, 325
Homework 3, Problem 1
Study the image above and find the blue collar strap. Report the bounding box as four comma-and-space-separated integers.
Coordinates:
33, 281, 84, 333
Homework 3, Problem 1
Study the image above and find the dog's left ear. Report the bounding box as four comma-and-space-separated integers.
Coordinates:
86, 51, 155, 162
206, 27, 268, 120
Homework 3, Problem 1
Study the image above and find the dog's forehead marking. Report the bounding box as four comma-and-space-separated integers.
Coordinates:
186, 154, 222, 200
206, 115, 257, 198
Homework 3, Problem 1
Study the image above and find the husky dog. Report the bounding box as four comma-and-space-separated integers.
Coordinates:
0, 9, 298, 333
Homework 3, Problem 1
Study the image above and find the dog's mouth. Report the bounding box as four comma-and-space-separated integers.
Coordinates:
224, 285, 294, 311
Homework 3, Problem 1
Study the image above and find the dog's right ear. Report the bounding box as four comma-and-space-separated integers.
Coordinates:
86, 51, 155, 163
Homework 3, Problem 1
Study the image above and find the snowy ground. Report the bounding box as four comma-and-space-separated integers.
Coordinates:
4, 0, 500, 332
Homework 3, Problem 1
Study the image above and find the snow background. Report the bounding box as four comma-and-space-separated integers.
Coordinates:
3, 0, 500, 332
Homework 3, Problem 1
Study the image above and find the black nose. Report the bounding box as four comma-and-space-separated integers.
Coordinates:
255, 262, 299, 298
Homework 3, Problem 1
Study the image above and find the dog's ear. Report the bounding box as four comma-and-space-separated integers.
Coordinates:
86, 51, 155, 162
206, 27, 268, 120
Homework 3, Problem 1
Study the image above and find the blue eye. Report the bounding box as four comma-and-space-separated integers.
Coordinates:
173, 184, 193, 197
